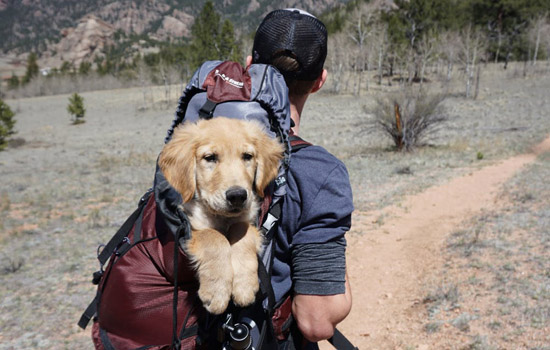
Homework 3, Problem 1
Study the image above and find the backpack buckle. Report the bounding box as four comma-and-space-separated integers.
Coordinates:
92, 270, 104, 285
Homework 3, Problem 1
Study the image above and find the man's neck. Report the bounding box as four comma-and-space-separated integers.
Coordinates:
289, 94, 308, 136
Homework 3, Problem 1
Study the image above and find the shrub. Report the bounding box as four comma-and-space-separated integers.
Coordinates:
67, 92, 86, 124
367, 89, 448, 151
0, 99, 16, 150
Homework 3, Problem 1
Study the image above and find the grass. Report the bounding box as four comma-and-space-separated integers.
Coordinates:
422, 152, 550, 348
0, 64, 549, 348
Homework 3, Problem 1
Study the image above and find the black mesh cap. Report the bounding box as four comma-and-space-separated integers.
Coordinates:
253, 8, 327, 81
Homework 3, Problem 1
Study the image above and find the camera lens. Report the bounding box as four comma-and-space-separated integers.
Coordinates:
229, 323, 251, 350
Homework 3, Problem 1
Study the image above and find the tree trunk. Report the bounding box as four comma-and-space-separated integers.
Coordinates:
533, 25, 541, 66
465, 63, 471, 98
377, 46, 383, 85
495, 31, 502, 63
474, 65, 481, 100
420, 58, 427, 88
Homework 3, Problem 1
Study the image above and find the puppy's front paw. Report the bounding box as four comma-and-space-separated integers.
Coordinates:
232, 273, 259, 307
187, 228, 233, 314
199, 282, 232, 314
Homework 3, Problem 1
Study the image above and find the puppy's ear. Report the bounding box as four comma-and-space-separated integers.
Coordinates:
254, 133, 284, 198
158, 125, 197, 202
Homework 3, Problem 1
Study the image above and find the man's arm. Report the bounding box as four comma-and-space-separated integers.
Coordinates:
292, 274, 352, 342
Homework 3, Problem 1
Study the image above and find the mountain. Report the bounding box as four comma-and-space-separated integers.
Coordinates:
0, 0, 351, 62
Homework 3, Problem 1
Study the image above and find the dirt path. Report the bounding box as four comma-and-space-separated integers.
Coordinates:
320, 136, 550, 350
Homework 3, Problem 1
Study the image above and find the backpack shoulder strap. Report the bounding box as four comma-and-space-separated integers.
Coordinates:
289, 135, 312, 152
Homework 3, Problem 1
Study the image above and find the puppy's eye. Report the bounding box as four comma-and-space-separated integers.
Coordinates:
242, 152, 253, 161
203, 154, 218, 163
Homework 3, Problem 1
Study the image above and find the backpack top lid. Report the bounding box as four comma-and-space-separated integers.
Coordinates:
164, 60, 292, 144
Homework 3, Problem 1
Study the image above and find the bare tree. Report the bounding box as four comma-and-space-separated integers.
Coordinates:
327, 34, 351, 94
347, 10, 373, 96
137, 60, 153, 110
458, 25, 486, 99
417, 29, 439, 87
439, 31, 461, 82
368, 22, 389, 86
528, 13, 549, 66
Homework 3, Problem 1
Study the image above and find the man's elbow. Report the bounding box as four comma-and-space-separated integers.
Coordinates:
296, 318, 336, 343
292, 291, 352, 342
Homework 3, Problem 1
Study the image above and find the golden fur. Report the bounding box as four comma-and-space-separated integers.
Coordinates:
158, 117, 284, 314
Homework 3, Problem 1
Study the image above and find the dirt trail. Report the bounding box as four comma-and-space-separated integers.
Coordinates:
321, 136, 550, 350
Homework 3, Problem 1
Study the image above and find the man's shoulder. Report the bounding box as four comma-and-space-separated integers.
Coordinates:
290, 142, 345, 170
288, 141, 350, 190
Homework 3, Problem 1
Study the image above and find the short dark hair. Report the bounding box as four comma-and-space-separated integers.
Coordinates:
270, 53, 318, 96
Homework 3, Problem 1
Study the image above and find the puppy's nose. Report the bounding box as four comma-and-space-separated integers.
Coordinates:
226, 187, 248, 207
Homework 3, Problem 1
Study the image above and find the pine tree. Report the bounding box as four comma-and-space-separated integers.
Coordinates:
219, 19, 242, 62
22, 52, 39, 84
7, 73, 19, 90
67, 93, 86, 125
0, 99, 16, 151
78, 61, 92, 75
190, 1, 221, 67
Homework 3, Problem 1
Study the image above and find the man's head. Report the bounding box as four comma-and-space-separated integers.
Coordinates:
252, 9, 328, 96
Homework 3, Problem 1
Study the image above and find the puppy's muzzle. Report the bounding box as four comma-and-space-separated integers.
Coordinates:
226, 186, 248, 210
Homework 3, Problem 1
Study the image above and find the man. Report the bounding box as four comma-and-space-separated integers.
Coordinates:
248, 9, 353, 346
86, 8, 352, 350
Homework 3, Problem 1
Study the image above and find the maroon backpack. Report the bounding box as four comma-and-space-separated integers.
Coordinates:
78, 140, 310, 350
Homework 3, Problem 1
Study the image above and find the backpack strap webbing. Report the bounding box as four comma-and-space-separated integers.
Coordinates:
77, 190, 153, 330
97, 190, 153, 265
329, 329, 359, 350
288, 135, 312, 152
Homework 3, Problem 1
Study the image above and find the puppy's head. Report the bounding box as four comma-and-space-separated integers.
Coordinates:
158, 117, 284, 216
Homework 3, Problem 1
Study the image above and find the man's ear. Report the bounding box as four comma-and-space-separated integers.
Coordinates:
310, 69, 328, 94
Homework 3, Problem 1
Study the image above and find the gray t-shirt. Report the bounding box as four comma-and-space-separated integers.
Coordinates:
272, 143, 353, 303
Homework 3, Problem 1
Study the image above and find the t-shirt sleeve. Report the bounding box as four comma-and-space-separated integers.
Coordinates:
287, 146, 353, 295
292, 238, 347, 295
292, 159, 353, 245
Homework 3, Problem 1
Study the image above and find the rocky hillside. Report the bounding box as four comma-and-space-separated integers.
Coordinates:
0, 0, 350, 60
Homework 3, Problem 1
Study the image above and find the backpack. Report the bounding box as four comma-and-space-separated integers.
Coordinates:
78, 61, 296, 350
78, 60, 357, 350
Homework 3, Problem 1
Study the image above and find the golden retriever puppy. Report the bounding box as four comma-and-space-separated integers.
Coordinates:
158, 117, 284, 314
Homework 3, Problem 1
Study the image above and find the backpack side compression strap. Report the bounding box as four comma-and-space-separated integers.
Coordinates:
78, 190, 153, 330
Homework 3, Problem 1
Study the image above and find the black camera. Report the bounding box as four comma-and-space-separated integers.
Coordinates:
218, 313, 259, 350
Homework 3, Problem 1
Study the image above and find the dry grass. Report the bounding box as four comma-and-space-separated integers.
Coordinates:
422, 152, 550, 349
0, 63, 549, 348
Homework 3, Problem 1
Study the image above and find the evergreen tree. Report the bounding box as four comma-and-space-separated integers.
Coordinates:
0, 99, 16, 151
190, 1, 221, 67
22, 52, 39, 84
78, 61, 92, 75
60, 61, 76, 75
7, 73, 19, 90
219, 19, 242, 62
189, 1, 242, 68
67, 93, 86, 124
453, 0, 550, 61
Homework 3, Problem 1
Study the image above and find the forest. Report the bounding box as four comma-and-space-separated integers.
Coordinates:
4, 0, 550, 99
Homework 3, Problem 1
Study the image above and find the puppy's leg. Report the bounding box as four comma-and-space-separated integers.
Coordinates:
228, 223, 262, 307
186, 229, 233, 314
